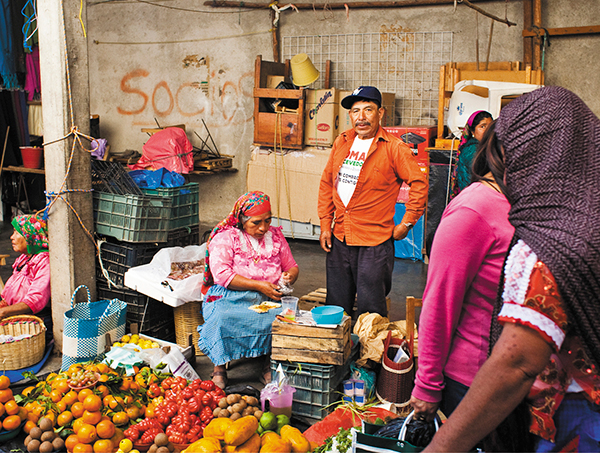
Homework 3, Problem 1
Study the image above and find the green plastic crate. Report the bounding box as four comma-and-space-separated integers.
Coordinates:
93, 192, 172, 242
270, 346, 359, 419
140, 183, 199, 230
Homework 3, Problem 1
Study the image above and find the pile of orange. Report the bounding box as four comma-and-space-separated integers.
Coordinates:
0, 375, 27, 432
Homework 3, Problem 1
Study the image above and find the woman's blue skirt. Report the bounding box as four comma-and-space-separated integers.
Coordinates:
197, 285, 278, 366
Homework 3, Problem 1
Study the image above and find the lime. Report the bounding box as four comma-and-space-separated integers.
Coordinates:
259, 411, 277, 431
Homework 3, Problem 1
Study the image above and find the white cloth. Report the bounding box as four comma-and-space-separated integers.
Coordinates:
336, 137, 373, 206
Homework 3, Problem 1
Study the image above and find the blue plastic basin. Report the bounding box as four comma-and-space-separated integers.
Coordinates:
311, 305, 344, 325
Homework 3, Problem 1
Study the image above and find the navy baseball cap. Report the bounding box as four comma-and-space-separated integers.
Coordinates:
341, 86, 382, 109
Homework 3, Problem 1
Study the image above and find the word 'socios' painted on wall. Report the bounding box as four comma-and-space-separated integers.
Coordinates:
116, 55, 253, 126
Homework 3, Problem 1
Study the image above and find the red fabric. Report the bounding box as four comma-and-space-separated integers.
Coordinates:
129, 127, 194, 174
303, 407, 398, 445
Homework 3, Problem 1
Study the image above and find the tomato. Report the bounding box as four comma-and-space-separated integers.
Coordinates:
161, 378, 174, 391
123, 426, 140, 442
147, 383, 162, 399
181, 387, 194, 400
168, 432, 186, 444
199, 380, 215, 392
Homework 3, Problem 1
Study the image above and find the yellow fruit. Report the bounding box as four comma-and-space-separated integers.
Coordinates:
151, 342, 160, 348
279, 425, 310, 453
120, 335, 131, 343
224, 416, 259, 446
112, 342, 122, 348
204, 417, 234, 441
129, 335, 139, 345
119, 438, 133, 453
183, 437, 222, 453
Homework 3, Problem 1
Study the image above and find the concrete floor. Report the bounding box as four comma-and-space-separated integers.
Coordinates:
1, 222, 427, 413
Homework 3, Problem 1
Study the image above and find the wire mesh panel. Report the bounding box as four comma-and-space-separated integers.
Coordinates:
282, 32, 453, 126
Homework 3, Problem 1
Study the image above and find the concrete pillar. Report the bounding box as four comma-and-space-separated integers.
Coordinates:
38, 0, 96, 351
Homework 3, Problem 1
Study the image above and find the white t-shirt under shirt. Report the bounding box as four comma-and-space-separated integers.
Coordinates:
336, 137, 374, 206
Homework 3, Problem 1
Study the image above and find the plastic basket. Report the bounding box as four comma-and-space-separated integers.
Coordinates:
0, 315, 46, 370
96, 240, 161, 287
140, 183, 199, 230
97, 284, 173, 332
270, 346, 358, 419
93, 192, 172, 243
91, 160, 143, 195
167, 225, 200, 248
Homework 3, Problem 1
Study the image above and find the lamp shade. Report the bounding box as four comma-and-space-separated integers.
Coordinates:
290, 53, 319, 87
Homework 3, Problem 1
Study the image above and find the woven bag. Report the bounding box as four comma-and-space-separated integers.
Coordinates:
0, 315, 46, 370
61, 285, 127, 371
376, 330, 415, 407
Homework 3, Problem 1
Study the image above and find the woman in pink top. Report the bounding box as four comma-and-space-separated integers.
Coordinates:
410, 122, 514, 420
0, 214, 50, 318
199, 192, 299, 389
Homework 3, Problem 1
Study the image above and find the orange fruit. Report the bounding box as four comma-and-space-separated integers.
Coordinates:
21, 386, 35, 397
0, 402, 5, 417
26, 411, 39, 424
58, 410, 74, 427
0, 388, 13, 403
50, 389, 63, 403
0, 375, 10, 390
129, 381, 140, 392
95, 385, 109, 399
23, 420, 37, 434
73, 417, 86, 434
118, 378, 131, 392
93, 439, 113, 453
53, 378, 70, 394
96, 363, 109, 374
111, 411, 129, 426
64, 390, 79, 407
96, 420, 116, 439
68, 364, 83, 375
110, 427, 124, 447
83, 394, 102, 412
73, 443, 94, 453
56, 400, 67, 413
4, 400, 19, 416
2, 414, 21, 430
78, 389, 94, 403
17, 407, 28, 421
82, 410, 102, 425
65, 434, 80, 452
71, 402, 85, 418
77, 423, 98, 444
125, 405, 140, 420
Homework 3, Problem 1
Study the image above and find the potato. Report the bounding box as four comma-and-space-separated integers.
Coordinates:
242, 407, 253, 416
27, 439, 40, 453
226, 393, 240, 405
218, 397, 229, 408
254, 410, 263, 420
230, 412, 241, 421
218, 409, 231, 418
40, 431, 56, 443
231, 403, 243, 414
242, 395, 259, 407
29, 427, 42, 440
213, 407, 221, 417
238, 399, 247, 410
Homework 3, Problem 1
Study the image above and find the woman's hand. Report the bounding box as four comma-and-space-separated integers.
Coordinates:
255, 281, 283, 300
281, 267, 299, 285
409, 395, 439, 422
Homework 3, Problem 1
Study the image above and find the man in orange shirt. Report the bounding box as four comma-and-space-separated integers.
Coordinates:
318, 86, 428, 317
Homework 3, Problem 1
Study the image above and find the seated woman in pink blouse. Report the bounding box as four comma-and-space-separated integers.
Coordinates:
0, 214, 51, 319
198, 191, 299, 389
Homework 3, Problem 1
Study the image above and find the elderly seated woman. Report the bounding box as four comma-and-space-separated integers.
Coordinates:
198, 191, 299, 389
0, 214, 50, 319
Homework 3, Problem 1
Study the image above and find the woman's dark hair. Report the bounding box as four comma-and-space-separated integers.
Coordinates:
471, 121, 507, 195
466, 111, 493, 136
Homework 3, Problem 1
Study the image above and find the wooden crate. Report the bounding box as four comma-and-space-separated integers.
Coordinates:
271, 316, 351, 365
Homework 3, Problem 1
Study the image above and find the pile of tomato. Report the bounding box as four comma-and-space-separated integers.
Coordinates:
124, 376, 225, 446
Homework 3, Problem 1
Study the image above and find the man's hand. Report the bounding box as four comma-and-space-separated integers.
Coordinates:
410, 395, 439, 422
393, 223, 410, 241
320, 230, 332, 253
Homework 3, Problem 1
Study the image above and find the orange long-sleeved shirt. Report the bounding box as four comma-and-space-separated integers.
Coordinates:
318, 127, 428, 246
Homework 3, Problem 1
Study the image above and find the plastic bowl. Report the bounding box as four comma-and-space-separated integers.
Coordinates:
311, 305, 344, 325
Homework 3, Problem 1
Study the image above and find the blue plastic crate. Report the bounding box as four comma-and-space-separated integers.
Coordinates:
140, 183, 199, 230
270, 346, 359, 419
93, 192, 172, 242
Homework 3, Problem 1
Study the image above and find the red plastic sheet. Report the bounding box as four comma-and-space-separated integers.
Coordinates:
129, 127, 194, 174
303, 406, 399, 445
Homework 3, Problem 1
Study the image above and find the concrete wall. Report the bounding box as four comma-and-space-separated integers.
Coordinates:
86, 0, 600, 228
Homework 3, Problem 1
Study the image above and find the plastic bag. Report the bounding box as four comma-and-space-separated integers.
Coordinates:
103, 344, 145, 375
350, 362, 376, 398
260, 364, 296, 413
125, 245, 206, 303
129, 168, 186, 189
129, 127, 194, 174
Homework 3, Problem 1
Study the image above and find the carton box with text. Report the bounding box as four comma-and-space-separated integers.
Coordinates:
304, 88, 340, 147
247, 147, 331, 224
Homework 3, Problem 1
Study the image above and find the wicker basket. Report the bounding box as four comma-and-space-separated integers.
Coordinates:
376, 330, 415, 408
0, 315, 46, 370
173, 301, 203, 355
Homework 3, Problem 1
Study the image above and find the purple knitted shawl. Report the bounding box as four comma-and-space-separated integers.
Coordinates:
495, 86, 600, 368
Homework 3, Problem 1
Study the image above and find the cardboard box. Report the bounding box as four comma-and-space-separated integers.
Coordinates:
338, 91, 396, 132
385, 126, 436, 203
267, 75, 285, 89
246, 147, 331, 225
304, 88, 340, 147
